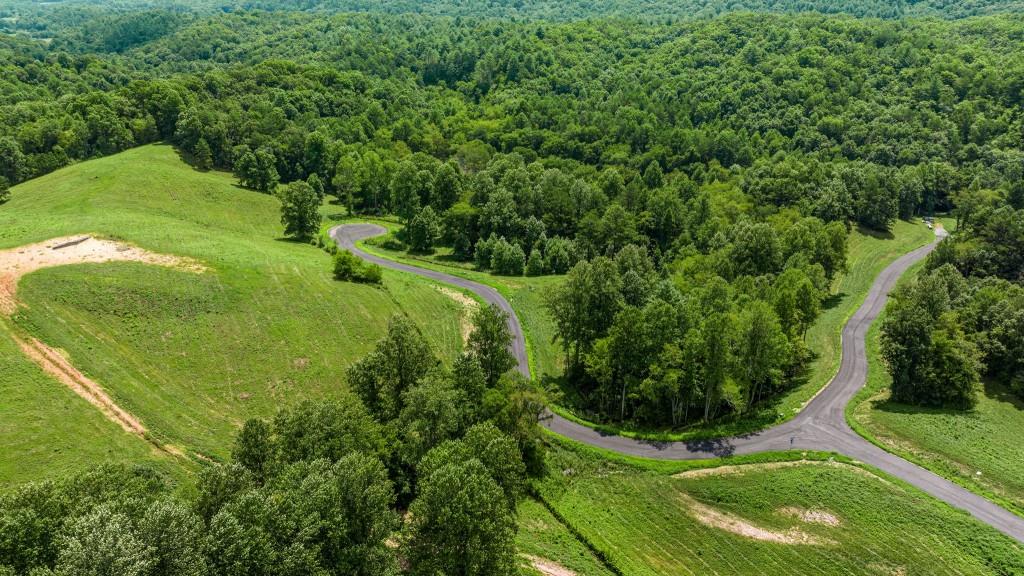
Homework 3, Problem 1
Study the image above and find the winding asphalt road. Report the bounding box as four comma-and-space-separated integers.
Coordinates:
331, 223, 1024, 544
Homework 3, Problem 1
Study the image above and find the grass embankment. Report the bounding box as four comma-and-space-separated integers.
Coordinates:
533, 441, 1024, 575
0, 144, 469, 486
544, 219, 939, 441
340, 219, 565, 380
851, 256, 1024, 517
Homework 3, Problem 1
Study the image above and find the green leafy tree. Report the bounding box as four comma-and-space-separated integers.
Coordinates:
192, 138, 212, 170
347, 315, 436, 421
406, 206, 442, 253
407, 459, 517, 576
53, 505, 153, 576
307, 173, 325, 202
390, 160, 425, 222
272, 397, 384, 464
137, 501, 207, 576
232, 419, 273, 483
733, 300, 788, 410
525, 248, 544, 276
490, 237, 526, 276
235, 147, 279, 193
399, 372, 469, 467
467, 304, 516, 387
277, 180, 321, 240
431, 162, 462, 211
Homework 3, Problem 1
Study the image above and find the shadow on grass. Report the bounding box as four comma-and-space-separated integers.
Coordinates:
982, 380, 1024, 410
855, 224, 896, 241
869, 397, 972, 417
822, 291, 846, 311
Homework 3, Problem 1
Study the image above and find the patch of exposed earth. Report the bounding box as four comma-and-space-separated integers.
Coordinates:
435, 285, 479, 344
0, 235, 205, 456
679, 494, 836, 546
521, 554, 578, 576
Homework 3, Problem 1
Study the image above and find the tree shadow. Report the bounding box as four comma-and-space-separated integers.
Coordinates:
982, 380, 1024, 410
821, 291, 845, 311
273, 236, 314, 245
869, 397, 971, 417
855, 224, 895, 240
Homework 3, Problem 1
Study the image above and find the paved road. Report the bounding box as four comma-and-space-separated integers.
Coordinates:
330, 223, 1024, 544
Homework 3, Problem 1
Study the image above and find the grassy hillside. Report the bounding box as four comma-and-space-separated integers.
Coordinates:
350, 222, 566, 380
536, 442, 1024, 575
853, 301, 1024, 517
0, 144, 469, 485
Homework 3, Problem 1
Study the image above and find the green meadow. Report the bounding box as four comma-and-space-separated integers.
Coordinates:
534, 442, 1024, 575
0, 144, 469, 485
853, 299, 1024, 517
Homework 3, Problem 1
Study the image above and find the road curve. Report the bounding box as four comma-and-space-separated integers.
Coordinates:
330, 223, 1024, 544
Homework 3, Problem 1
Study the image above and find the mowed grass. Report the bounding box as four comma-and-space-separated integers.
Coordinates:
852, 294, 1024, 517
0, 329, 183, 487
516, 499, 616, 576
536, 443, 1024, 575
351, 223, 566, 380
0, 144, 468, 482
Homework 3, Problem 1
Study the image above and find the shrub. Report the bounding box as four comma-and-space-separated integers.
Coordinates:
491, 238, 525, 276
333, 250, 382, 285
525, 248, 544, 276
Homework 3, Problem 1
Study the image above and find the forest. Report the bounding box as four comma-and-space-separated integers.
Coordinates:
0, 307, 544, 576
1, 7, 1023, 427
1, 1, 1024, 573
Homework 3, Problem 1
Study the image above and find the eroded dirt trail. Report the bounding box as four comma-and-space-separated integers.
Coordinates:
1, 235, 204, 451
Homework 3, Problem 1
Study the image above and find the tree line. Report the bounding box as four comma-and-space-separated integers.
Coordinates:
881, 192, 1024, 408
0, 305, 540, 576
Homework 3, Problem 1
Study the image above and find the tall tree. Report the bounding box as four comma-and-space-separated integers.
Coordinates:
277, 180, 321, 240
467, 304, 516, 387
347, 315, 436, 421
406, 459, 516, 576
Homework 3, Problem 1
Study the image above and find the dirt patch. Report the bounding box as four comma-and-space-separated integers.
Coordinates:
778, 507, 841, 527
435, 286, 479, 344
15, 335, 147, 436
521, 555, 577, 576
674, 459, 813, 479
0, 235, 206, 316
679, 494, 834, 546
0, 235, 205, 456
673, 458, 889, 484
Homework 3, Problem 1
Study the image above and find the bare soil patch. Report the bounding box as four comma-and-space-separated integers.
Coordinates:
778, 506, 842, 527
521, 554, 578, 576
435, 285, 479, 344
679, 494, 834, 546
673, 459, 889, 484
0, 235, 205, 455
0, 235, 205, 315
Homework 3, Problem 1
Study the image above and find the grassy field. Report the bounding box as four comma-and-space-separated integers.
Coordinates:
346, 222, 566, 381
516, 498, 616, 576
535, 441, 1024, 575
851, 266, 1024, 517
0, 144, 470, 486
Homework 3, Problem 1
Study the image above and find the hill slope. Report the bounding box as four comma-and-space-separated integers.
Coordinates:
0, 144, 468, 485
